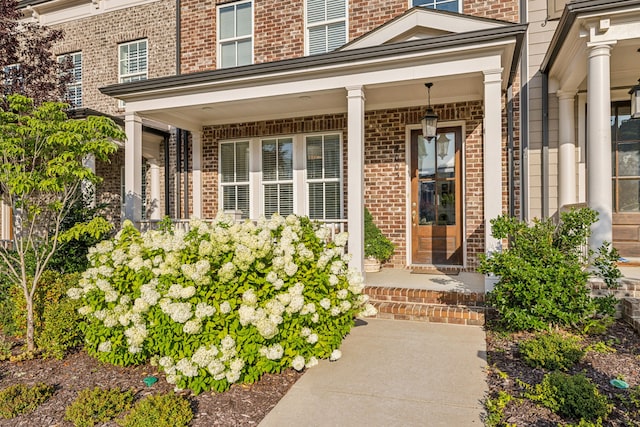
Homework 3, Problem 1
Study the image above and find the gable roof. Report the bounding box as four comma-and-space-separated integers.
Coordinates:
340, 6, 514, 51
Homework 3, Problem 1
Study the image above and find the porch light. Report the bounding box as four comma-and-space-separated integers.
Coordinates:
421, 82, 438, 138
437, 133, 450, 159
630, 79, 640, 119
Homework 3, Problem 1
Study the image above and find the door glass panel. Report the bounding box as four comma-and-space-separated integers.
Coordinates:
618, 142, 640, 177
436, 132, 455, 179
438, 181, 455, 225
619, 180, 640, 212
417, 136, 435, 179
419, 181, 436, 225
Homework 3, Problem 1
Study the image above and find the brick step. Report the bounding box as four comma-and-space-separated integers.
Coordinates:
622, 298, 640, 334
364, 286, 486, 326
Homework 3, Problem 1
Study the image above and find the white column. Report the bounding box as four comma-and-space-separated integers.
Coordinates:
148, 159, 161, 220
587, 42, 615, 251
577, 92, 587, 203
191, 131, 203, 218
557, 90, 577, 208
346, 86, 365, 273
483, 69, 503, 256
124, 113, 143, 222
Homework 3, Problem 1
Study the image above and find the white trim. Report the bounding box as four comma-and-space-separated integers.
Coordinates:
191, 131, 202, 218
410, 0, 462, 14
216, 0, 254, 68
22, 0, 165, 26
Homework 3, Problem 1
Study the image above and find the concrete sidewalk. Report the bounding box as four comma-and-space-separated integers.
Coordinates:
259, 319, 487, 427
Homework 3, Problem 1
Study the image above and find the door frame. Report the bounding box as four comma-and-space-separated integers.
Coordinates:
405, 121, 467, 267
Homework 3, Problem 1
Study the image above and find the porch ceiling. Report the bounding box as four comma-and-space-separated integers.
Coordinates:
137, 76, 484, 129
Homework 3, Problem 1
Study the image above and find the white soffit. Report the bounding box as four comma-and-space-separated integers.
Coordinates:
341, 7, 508, 51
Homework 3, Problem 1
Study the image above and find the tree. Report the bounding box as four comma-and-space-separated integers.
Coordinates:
0, 94, 124, 351
1, 0, 71, 106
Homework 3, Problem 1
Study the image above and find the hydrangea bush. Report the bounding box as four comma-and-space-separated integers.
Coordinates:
69, 214, 376, 393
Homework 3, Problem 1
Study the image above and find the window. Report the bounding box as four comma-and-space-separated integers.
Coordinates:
58, 52, 82, 108
218, 1, 253, 68
412, 0, 460, 13
219, 134, 343, 219
220, 141, 250, 218
306, 134, 341, 219
262, 138, 294, 217
2, 64, 20, 94
119, 40, 148, 84
611, 102, 640, 213
306, 0, 347, 55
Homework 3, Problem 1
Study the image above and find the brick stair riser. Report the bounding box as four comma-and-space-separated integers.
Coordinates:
364, 286, 485, 307
369, 301, 485, 326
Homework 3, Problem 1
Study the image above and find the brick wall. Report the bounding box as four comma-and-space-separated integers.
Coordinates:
52, 0, 176, 116
198, 100, 500, 270
96, 150, 124, 228
464, 0, 519, 23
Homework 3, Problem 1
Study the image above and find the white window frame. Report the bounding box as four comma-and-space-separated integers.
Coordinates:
410, 0, 461, 13
305, 0, 348, 55
305, 133, 343, 220
217, 0, 254, 68
118, 39, 148, 83
218, 133, 344, 221
219, 140, 251, 219
261, 137, 295, 218
58, 52, 82, 108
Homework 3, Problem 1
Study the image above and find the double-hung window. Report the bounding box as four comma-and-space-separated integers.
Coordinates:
119, 40, 148, 84
218, 1, 253, 68
262, 138, 294, 217
306, 0, 347, 55
412, 0, 460, 13
306, 134, 341, 219
58, 52, 82, 107
221, 141, 250, 219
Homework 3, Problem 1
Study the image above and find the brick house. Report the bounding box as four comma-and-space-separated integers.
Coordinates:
3, 0, 640, 287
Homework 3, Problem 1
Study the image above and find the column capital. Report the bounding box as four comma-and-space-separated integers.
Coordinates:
556, 89, 577, 100
124, 112, 142, 123
586, 41, 616, 57
346, 85, 365, 99
482, 69, 503, 83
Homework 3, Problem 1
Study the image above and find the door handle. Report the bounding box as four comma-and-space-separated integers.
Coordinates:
412, 210, 417, 226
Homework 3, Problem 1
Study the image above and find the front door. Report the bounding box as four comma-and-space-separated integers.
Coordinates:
411, 128, 462, 265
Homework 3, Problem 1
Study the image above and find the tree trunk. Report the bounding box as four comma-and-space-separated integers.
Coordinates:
25, 291, 35, 352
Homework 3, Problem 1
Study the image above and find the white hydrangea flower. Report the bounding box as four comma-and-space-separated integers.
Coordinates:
195, 302, 216, 318
192, 345, 218, 367
67, 287, 82, 300
330, 349, 342, 361
132, 298, 150, 313
230, 357, 245, 373
337, 289, 348, 299
78, 305, 93, 316
218, 262, 237, 283
219, 301, 231, 314
128, 345, 142, 354
300, 303, 316, 315
221, 335, 235, 350
183, 319, 202, 334
274, 278, 285, 290
166, 374, 180, 384
159, 356, 174, 368
242, 289, 258, 305
359, 303, 378, 317
319, 298, 331, 310
199, 240, 214, 256
256, 318, 278, 339
207, 359, 225, 376
330, 306, 341, 317
266, 271, 278, 284
225, 370, 241, 384
286, 295, 304, 314
290, 282, 304, 295
176, 358, 198, 377
292, 355, 306, 371
315, 227, 330, 241
276, 293, 291, 306
264, 344, 283, 360
103, 315, 118, 328
162, 302, 193, 323
340, 300, 352, 313
300, 327, 311, 337
329, 275, 340, 287
98, 340, 112, 352
330, 261, 344, 275
305, 357, 319, 368
307, 334, 318, 344
311, 313, 320, 323
284, 262, 298, 277
238, 305, 256, 326
265, 299, 285, 316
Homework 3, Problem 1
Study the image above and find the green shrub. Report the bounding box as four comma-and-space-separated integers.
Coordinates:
0, 335, 12, 360
364, 207, 395, 262
0, 383, 55, 419
70, 215, 376, 393
519, 332, 585, 371
65, 387, 134, 427
117, 393, 193, 427
479, 208, 619, 331
527, 372, 610, 422
485, 391, 515, 427
36, 290, 83, 359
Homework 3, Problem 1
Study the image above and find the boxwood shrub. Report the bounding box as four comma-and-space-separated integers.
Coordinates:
69, 214, 376, 393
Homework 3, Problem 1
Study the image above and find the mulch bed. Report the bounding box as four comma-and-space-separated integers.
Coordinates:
0, 345, 302, 427
485, 320, 640, 426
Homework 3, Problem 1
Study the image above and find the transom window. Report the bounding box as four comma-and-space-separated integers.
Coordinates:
611, 102, 640, 213
119, 40, 148, 84
218, 1, 253, 68
220, 141, 250, 219
412, 0, 460, 13
58, 52, 82, 108
218, 134, 343, 220
306, 0, 347, 55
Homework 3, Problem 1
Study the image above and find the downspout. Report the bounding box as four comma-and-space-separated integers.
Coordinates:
519, 0, 528, 221
507, 85, 515, 218
542, 72, 549, 218
169, 0, 182, 218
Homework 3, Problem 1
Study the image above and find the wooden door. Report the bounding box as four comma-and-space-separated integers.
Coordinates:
411, 128, 462, 265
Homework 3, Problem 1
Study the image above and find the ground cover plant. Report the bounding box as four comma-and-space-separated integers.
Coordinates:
69, 214, 376, 394
0, 383, 55, 419
64, 387, 134, 427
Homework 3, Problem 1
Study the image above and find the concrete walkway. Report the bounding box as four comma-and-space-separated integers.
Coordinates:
259, 319, 487, 427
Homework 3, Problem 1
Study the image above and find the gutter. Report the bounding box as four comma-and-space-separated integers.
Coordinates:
101, 24, 528, 97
